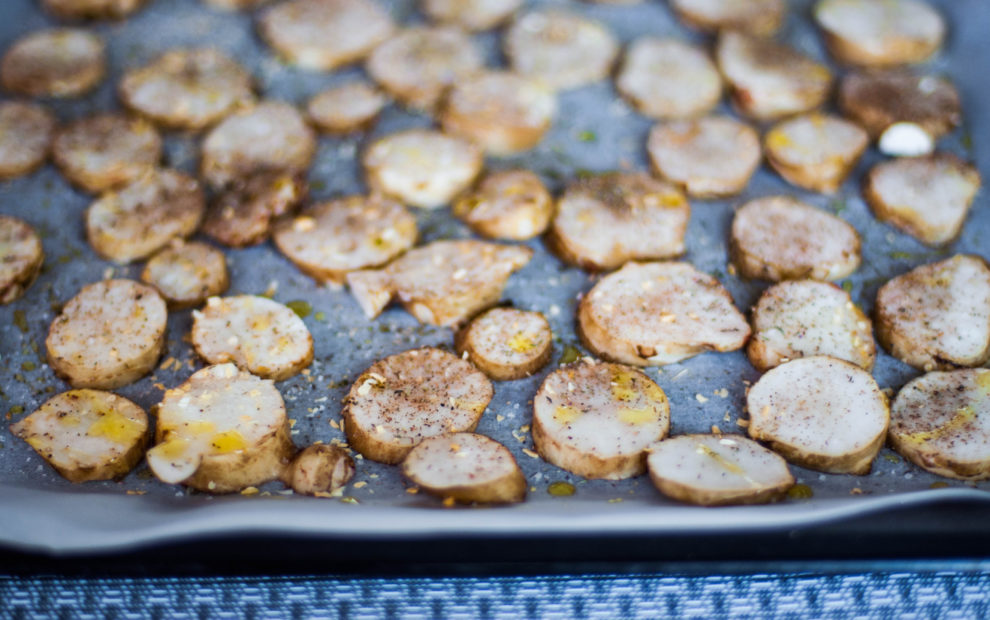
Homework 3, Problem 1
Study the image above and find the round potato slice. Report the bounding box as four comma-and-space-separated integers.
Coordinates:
455, 307, 552, 381
259, 0, 394, 72
119, 48, 254, 131
890, 369, 990, 480
452, 170, 553, 241
366, 25, 483, 111
578, 261, 750, 366
42, 0, 147, 19
202, 171, 306, 248
647, 116, 761, 198
837, 71, 960, 142
748, 280, 875, 372
547, 172, 690, 271
814, 0, 945, 67
52, 114, 162, 194
440, 71, 557, 155
85, 168, 205, 263
46, 279, 167, 389
9, 389, 148, 483
346, 240, 532, 327
342, 347, 493, 465
200, 101, 315, 189
420, 0, 521, 31
668, 0, 786, 37
716, 31, 832, 121
0, 215, 44, 305
533, 360, 670, 479
147, 363, 295, 493
763, 113, 868, 194
730, 196, 861, 282
191, 295, 314, 381
402, 432, 526, 504
647, 435, 794, 506
362, 129, 482, 209
273, 194, 417, 287
615, 37, 722, 121
1, 28, 105, 98
747, 356, 889, 474
863, 154, 981, 247
504, 10, 619, 92
280, 444, 355, 496
140, 241, 229, 309
306, 81, 387, 134
0, 101, 56, 181
875, 255, 990, 371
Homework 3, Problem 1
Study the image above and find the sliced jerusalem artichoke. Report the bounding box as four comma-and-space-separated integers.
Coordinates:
42, 0, 147, 19
814, 0, 945, 67
280, 444, 355, 496
647, 435, 794, 506
747, 356, 889, 474
532, 360, 670, 479
0, 215, 44, 305
273, 194, 416, 287
763, 113, 868, 194
748, 280, 874, 372
46, 279, 167, 389
456, 307, 552, 381
889, 369, 990, 480
362, 129, 483, 210
503, 10, 619, 92
730, 196, 861, 282
547, 172, 690, 271
875, 255, 990, 371
578, 261, 750, 366
258, 0, 395, 72
191, 295, 314, 381
52, 114, 162, 194
119, 48, 254, 131
9, 389, 149, 483
837, 71, 960, 142
668, 0, 786, 37
401, 432, 526, 504
85, 168, 205, 263
202, 171, 306, 248
863, 154, 981, 246
647, 115, 761, 199
346, 240, 532, 327
440, 71, 556, 155
306, 81, 387, 134
140, 241, 229, 309
615, 37, 722, 121
452, 170, 553, 241
365, 25, 483, 111
420, 0, 521, 31
342, 347, 493, 464
0, 101, 56, 181
1, 28, 106, 98
147, 363, 295, 493
716, 31, 832, 122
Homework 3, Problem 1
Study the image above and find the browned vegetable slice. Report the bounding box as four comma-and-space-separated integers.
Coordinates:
280, 444, 355, 496
204, 0, 271, 10
140, 241, 229, 309
547, 172, 690, 271
342, 347, 493, 464
119, 48, 254, 131
0, 215, 44, 305
46, 279, 167, 389
875, 255, 990, 371
668, 0, 786, 37
401, 432, 526, 504
0, 101, 56, 181
42, 0, 147, 19
306, 81, 387, 134
452, 170, 553, 241
747, 356, 889, 474
1, 28, 105, 98
273, 194, 417, 286
52, 114, 162, 193
763, 113, 868, 194
202, 172, 306, 248
346, 240, 532, 327
730, 196, 861, 282
420, 0, 522, 31
10, 389, 148, 483
615, 37, 721, 120
814, 0, 945, 67
837, 71, 960, 141
532, 360, 670, 479
456, 307, 552, 381
890, 369, 990, 481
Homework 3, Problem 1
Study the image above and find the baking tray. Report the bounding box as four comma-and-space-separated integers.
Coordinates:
1, 0, 989, 556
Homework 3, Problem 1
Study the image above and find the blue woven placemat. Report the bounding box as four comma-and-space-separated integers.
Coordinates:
3, 572, 989, 619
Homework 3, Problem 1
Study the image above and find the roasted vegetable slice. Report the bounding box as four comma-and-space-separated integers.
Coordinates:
616, 37, 721, 120
814, 0, 945, 67
402, 432, 526, 504
452, 170, 553, 241
52, 114, 162, 194
764, 113, 868, 194
456, 307, 552, 381
668, 0, 786, 36
1, 28, 105, 98
141, 241, 229, 309
306, 82, 387, 134
0, 101, 55, 181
